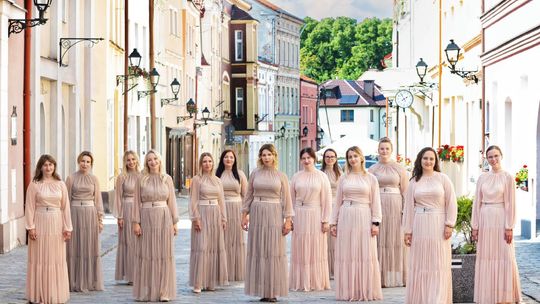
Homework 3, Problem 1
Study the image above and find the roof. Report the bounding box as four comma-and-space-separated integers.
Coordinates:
231, 4, 257, 21
319, 79, 386, 107
254, 0, 304, 24
300, 75, 318, 84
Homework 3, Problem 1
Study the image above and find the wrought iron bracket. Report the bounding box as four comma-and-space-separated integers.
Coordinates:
451, 69, 479, 84
177, 115, 193, 124
8, 18, 47, 37
59, 38, 104, 67
138, 89, 157, 100
161, 98, 179, 107
255, 113, 268, 124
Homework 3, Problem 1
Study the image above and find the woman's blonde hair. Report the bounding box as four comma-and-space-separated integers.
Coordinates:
198, 152, 214, 176
345, 146, 366, 174
378, 137, 393, 150
141, 149, 166, 183
257, 144, 279, 169
77, 151, 94, 166
121, 150, 140, 175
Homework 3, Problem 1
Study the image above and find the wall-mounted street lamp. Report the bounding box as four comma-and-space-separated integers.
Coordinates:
275, 125, 286, 139
137, 68, 160, 100
302, 126, 309, 137
177, 98, 198, 123
201, 107, 211, 124
8, 0, 51, 37
161, 78, 181, 106
444, 39, 479, 84
416, 58, 428, 84
59, 38, 104, 67
316, 126, 325, 150
116, 48, 143, 94
10, 106, 17, 145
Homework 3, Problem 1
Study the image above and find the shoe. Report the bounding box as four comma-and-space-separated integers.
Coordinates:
260, 299, 268, 302
206, 287, 215, 291
192, 288, 201, 294
268, 298, 277, 303
160, 297, 170, 302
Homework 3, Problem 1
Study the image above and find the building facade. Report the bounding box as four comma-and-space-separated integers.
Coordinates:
300, 75, 317, 150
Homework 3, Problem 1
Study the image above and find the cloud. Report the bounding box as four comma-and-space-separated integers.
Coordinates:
268, 0, 392, 21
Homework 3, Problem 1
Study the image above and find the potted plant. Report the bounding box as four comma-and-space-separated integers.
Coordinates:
515, 165, 528, 191
452, 195, 476, 303
437, 145, 465, 162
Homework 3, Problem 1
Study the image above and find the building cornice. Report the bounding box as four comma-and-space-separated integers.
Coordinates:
481, 23, 540, 67
481, 0, 531, 29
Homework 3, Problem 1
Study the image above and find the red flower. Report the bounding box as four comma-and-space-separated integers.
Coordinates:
444, 144, 449, 149
523, 165, 528, 168
515, 177, 520, 182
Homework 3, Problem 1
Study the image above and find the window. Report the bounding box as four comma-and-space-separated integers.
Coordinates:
170, 9, 179, 36
370, 109, 374, 122
236, 87, 244, 116
370, 134, 374, 139
235, 30, 243, 61
341, 109, 354, 122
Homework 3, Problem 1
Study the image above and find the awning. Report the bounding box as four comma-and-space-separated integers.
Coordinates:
168, 127, 190, 139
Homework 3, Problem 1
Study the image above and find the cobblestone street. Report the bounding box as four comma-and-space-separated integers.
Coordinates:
1, 197, 538, 303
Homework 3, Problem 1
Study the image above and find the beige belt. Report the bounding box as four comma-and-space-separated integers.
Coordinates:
253, 196, 280, 204
199, 199, 218, 206
380, 187, 401, 194
72, 200, 94, 207
342, 200, 369, 206
225, 196, 242, 203
123, 197, 135, 203
141, 201, 167, 208
295, 200, 320, 207
36, 206, 60, 212
415, 206, 445, 214
483, 202, 504, 206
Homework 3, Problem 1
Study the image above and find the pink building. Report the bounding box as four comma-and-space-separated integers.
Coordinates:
300, 75, 318, 150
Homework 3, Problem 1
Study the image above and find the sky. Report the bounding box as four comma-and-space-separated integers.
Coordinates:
268, 0, 393, 21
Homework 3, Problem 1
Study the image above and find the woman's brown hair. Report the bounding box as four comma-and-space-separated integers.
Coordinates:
198, 152, 214, 176
411, 147, 440, 182
486, 145, 503, 157
320, 148, 342, 178
77, 151, 94, 166
33, 154, 61, 182
300, 147, 317, 162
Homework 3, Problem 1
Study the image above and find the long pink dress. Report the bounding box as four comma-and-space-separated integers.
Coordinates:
66, 171, 104, 292
242, 167, 294, 299
323, 168, 340, 278
471, 170, 522, 304
132, 173, 178, 301
289, 169, 332, 291
189, 173, 228, 289
25, 180, 72, 304
219, 169, 248, 282
113, 172, 140, 282
331, 172, 383, 301
403, 172, 457, 304
369, 161, 408, 287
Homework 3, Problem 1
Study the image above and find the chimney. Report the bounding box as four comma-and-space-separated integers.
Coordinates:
364, 80, 375, 98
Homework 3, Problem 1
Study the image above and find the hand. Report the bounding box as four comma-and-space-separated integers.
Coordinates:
28, 229, 37, 241
371, 225, 379, 237
172, 224, 178, 236
404, 233, 412, 247
241, 213, 249, 231
222, 221, 227, 231
330, 225, 337, 237
98, 221, 104, 233
133, 223, 142, 237
117, 219, 124, 230
282, 220, 293, 236
444, 226, 453, 240
321, 222, 330, 233
63, 231, 72, 241
504, 229, 513, 244
192, 219, 202, 232
472, 229, 478, 242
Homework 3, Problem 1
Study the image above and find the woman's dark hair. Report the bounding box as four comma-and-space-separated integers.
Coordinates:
33, 154, 61, 182
411, 147, 440, 182
216, 149, 240, 182
77, 151, 94, 166
299, 147, 317, 162
321, 148, 342, 178
486, 145, 503, 157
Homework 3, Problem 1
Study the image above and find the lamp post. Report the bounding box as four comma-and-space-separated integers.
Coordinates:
316, 126, 324, 150
444, 39, 479, 83
416, 58, 428, 84
8, 0, 51, 37
302, 126, 308, 137
161, 78, 181, 106
137, 68, 160, 100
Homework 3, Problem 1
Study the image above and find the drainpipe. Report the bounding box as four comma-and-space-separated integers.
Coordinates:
23, 0, 33, 195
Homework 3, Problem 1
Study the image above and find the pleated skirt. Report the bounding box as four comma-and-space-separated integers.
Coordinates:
289, 204, 330, 291
27, 208, 70, 304
405, 211, 452, 304
244, 200, 288, 298
133, 206, 176, 301
115, 200, 136, 282
334, 203, 382, 301
474, 204, 522, 304
189, 204, 229, 289
378, 192, 407, 287
67, 205, 104, 292
224, 198, 245, 282
328, 202, 336, 279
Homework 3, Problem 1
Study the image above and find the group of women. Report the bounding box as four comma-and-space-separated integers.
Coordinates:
24, 138, 522, 304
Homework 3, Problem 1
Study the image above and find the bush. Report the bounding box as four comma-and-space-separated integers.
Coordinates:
453, 196, 476, 254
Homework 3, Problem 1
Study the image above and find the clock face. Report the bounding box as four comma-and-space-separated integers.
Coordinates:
395, 90, 414, 108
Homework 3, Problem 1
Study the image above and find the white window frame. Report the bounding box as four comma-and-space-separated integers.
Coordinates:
235, 30, 243, 61
236, 87, 244, 116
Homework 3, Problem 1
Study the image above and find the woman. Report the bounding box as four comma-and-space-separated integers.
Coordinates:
368, 137, 409, 287
66, 151, 104, 292
113, 150, 141, 284
321, 148, 342, 278
241, 144, 293, 302
132, 149, 178, 302
330, 146, 382, 301
471, 146, 522, 304
289, 147, 332, 291
403, 147, 457, 304
189, 152, 228, 293
26, 155, 72, 304
216, 149, 248, 282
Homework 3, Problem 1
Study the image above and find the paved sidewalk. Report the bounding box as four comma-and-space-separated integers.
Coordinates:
1, 196, 538, 303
